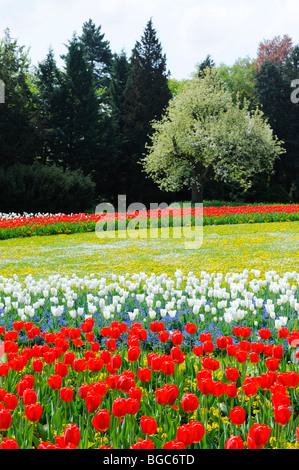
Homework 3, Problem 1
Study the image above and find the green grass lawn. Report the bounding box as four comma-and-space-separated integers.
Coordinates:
0, 220, 298, 280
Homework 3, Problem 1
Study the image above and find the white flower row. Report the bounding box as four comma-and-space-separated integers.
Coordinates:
0, 269, 298, 329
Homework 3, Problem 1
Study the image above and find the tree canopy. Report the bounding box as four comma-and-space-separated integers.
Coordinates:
142, 68, 285, 203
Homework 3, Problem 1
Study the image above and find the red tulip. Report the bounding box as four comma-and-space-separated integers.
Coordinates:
0, 362, 9, 377
258, 372, 275, 390
223, 382, 238, 398
140, 416, 158, 435
88, 357, 104, 372
63, 351, 75, 365
225, 367, 239, 382
126, 398, 140, 415
201, 356, 220, 371
112, 397, 127, 418
272, 344, 284, 360
247, 423, 271, 448
64, 423, 80, 448
164, 384, 179, 405
197, 368, 212, 380
181, 393, 199, 413
158, 331, 169, 343
16, 379, 31, 398
263, 344, 273, 356
277, 371, 299, 388
72, 358, 88, 372
156, 387, 169, 405
277, 327, 289, 339
203, 340, 214, 354
92, 380, 107, 397
251, 341, 264, 354
13, 321, 24, 331
85, 391, 102, 413
225, 435, 244, 449
188, 421, 205, 443
127, 346, 140, 362
259, 328, 271, 340
235, 350, 247, 363
171, 330, 183, 346
163, 440, 185, 449
266, 357, 280, 371
216, 336, 231, 350
32, 359, 43, 373
25, 403, 43, 422
100, 350, 111, 365
0, 410, 12, 431
60, 387, 74, 402
4, 392, 19, 410
91, 341, 101, 353
43, 350, 56, 364
242, 377, 258, 397
130, 438, 155, 449
197, 378, 214, 395
0, 438, 19, 449
137, 367, 152, 382
170, 347, 185, 364
22, 389, 37, 406
110, 354, 122, 371
176, 423, 194, 447
129, 387, 142, 401
106, 338, 117, 352
92, 409, 110, 432
150, 321, 164, 333
274, 405, 291, 425
212, 381, 224, 397
185, 323, 197, 335
54, 361, 68, 378
200, 332, 212, 342
229, 406, 246, 426
47, 374, 62, 390
193, 345, 204, 357
161, 360, 175, 376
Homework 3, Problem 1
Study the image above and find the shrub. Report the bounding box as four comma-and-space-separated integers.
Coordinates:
0, 163, 96, 213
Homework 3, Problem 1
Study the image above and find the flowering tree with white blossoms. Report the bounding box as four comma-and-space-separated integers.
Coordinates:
142, 67, 285, 203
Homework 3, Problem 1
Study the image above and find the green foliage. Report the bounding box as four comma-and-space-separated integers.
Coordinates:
0, 29, 41, 166
0, 164, 96, 213
254, 52, 299, 201
217, 57, 258, 108
119, 18, 172, 202
80, 18, 113, 87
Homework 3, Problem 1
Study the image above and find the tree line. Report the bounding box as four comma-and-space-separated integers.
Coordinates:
0, 21, 298, 213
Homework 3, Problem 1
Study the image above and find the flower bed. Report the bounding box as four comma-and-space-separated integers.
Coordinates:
0, 270, 298, 449
0, 204, 298, 240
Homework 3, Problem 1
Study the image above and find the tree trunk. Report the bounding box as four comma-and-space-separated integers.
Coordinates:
191, 179, 203, 204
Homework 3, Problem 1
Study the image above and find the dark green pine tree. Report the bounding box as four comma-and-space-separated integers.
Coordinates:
0, 28, 41, 167
121, 18, 172, 203
197, 54, 215, 77
34, 47, 64, 164
254, 58, 299, 202
80, 19, 113, 87
59, 34, 119, 200
58, 34, 100, 172
107, 50, 131, 199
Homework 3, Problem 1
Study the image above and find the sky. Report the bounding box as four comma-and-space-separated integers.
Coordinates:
1, 0, 299, 79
